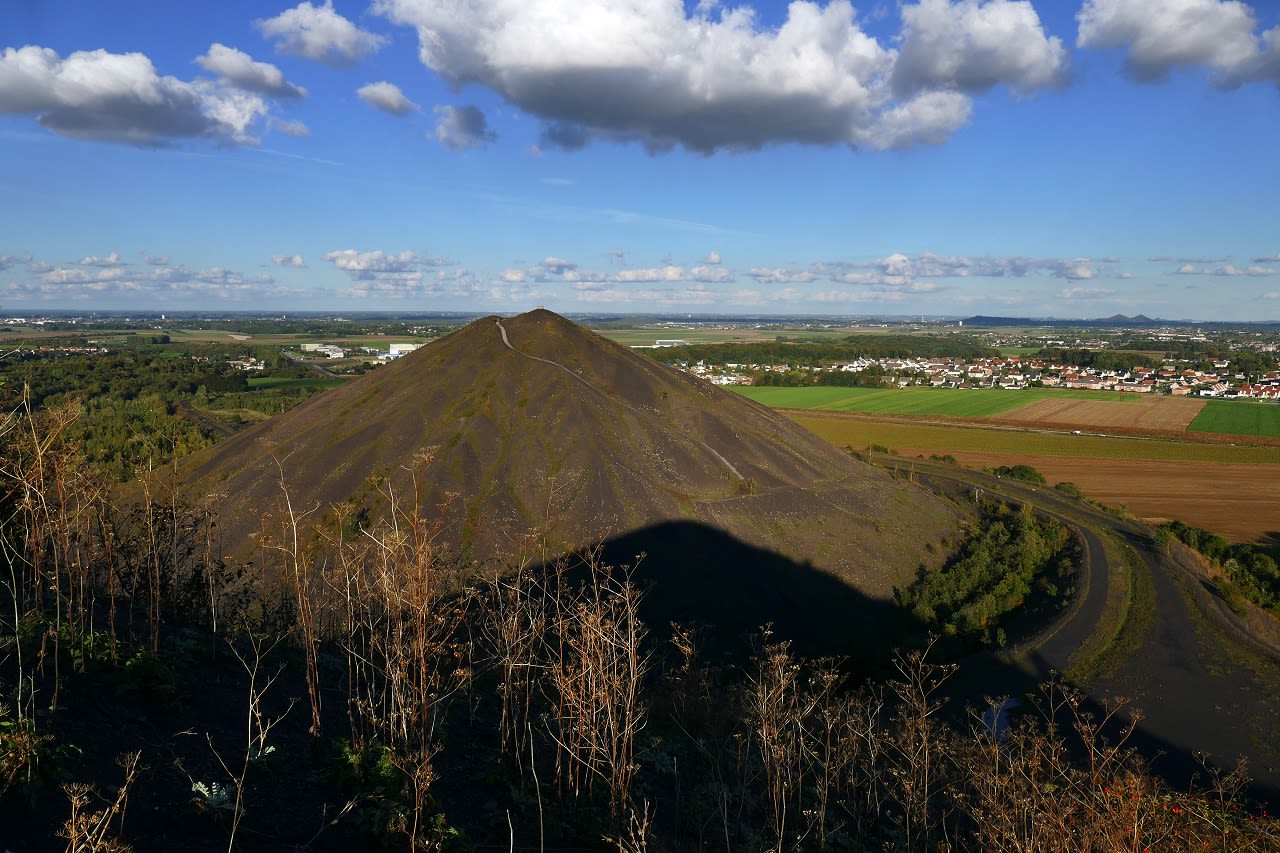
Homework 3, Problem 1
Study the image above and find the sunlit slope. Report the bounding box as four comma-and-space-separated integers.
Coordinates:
182, 309, 961, 596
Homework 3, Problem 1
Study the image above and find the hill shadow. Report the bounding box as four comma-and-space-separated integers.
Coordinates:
541, 519, 1280, 810
1019, 648, 1280, 810
546, 519, 923, 674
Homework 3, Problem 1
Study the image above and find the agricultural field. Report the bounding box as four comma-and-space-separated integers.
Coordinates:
790, 412, 1280, 544
595, 322, 942, 347
736, 385, 1280, 439
997, 395, 1205, 431
736, 386, 1139, 419
1190, 399, 1280, 438
599, 327, 785, 346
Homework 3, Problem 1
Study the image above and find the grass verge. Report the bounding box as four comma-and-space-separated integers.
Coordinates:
1067, 535, 1156, 682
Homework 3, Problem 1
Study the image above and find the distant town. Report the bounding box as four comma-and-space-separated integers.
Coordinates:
678, 352, 1280, 399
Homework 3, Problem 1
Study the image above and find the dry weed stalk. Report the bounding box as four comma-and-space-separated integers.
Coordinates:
479, 564, 546, 772
58, 751, 141, 853
262, 459, 325, 736
740, 632, 893, 851
544, 555, 650, 823
885, 640, 957, 851
205, 632, 296, 853
335, 453, 476, 848
0, 396, 123, 730
743, 630, 804, 848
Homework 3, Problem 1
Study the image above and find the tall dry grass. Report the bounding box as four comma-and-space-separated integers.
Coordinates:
2, 401, 1278, 851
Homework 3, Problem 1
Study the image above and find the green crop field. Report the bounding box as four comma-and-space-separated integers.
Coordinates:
248, 376, 347, 390
734, 387, 875, 409
1189, 400, 1280, 438
734, 386, 1135, 418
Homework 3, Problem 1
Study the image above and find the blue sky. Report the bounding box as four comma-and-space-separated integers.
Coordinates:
1, 0, 1278, 319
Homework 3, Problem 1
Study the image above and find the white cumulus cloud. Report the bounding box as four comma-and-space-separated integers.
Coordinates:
0, 45, 267, 145
78, 252, 124, 267
750, 267, 819, 284
1077, 0, 1272, 85
373, 0, 1065, 153
6, 255, 304, 305
691, 265, 734, 283
539, 257, 576, 274
256, 1, 387, 66
432, 104, 496, 150
614, 266, 686, 283
1181, 263, 1279, 276
357, 81, 418, 114
272, 254, 306, 267
893, 0, 1069, 96
195, 44, 306, 98
321, 249, 455, 295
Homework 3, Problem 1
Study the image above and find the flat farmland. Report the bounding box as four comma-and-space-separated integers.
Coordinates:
997, 395, 1205, 431
1190, 399, 1280, 437
738, 386, 1117, 418
789, 412, 1280, 543
736, 386, 1280, 439
947, 455, 1279, 544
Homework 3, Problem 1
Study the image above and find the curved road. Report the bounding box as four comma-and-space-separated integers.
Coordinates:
883, 456, 1114, 674
879, 453, 1280, 799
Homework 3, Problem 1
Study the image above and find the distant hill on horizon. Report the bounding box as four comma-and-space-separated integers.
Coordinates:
180, 308, 961, 600
958, 313, 1280, 329
964, 313, 1173, 328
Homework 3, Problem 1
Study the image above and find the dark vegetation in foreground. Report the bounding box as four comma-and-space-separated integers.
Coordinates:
3, 406, 1279, 851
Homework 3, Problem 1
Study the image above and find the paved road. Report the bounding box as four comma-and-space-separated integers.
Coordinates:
881, 456, 1116, 674
879, 454, 1280, 799
282, 350, 339, 378
177, 398, 236, 437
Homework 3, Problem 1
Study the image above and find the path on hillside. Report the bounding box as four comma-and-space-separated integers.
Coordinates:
494, 318, 745, 481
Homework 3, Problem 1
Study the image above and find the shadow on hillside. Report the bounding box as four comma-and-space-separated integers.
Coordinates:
1018, 649, 1280, 810
543, 519, 1280, 810
547, 519, 923, 673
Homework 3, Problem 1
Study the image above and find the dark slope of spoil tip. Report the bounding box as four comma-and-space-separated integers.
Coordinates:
181, 309, 961, 597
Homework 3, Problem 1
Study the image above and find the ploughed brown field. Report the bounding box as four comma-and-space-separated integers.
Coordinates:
996, 395, 1205, 431
928, 452, 1277, 544
788, 408, 1280, 545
